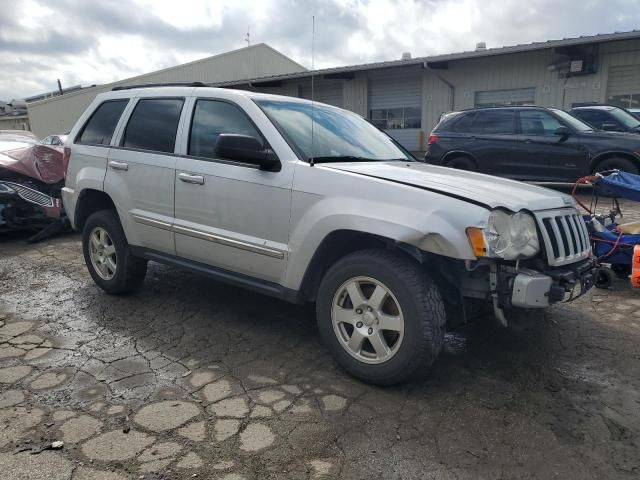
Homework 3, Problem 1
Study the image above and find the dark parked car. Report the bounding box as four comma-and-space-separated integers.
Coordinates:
570, 105, 640, 134
424, 106, 640, 182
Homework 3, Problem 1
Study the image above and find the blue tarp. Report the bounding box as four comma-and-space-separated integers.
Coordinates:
594, 171, 640, 201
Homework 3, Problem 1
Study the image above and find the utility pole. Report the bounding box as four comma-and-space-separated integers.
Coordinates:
245, 26, 250, 47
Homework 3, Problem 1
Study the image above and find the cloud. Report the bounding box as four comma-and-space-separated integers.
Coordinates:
0, 0, 639, 100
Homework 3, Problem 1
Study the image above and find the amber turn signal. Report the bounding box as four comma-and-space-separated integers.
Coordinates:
466, 227, 487, 257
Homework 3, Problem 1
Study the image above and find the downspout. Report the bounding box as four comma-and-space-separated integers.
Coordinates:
423, 61, 455, 112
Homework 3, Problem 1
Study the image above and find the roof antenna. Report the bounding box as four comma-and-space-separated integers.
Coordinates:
310, 15, 315, 167
245, 25, 250, 47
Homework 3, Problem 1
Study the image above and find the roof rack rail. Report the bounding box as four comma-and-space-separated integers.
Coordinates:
112, 82, 208, 91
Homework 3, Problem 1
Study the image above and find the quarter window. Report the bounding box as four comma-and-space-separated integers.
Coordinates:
188, 100, 262, 160
519, 110, 563, 135
122, 98, 184, 153
369, 107, 422, 129
77, 100, 128, 145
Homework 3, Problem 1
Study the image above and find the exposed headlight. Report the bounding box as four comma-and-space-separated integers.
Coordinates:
467, 210, 539, 260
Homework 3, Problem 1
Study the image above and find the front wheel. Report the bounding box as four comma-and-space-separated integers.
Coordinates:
316, 250, 446, 385
593, 157, 639, 175
82, 210, 147, 294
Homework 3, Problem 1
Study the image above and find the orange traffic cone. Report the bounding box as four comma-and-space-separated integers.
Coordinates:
631, 245, 640, 288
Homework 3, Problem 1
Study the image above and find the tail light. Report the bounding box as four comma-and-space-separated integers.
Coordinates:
62, 147, 71, 177
427, 133, 438, 145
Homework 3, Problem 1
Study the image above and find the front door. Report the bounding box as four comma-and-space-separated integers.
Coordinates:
173, 98, 292, 284
516, 110, 588, 181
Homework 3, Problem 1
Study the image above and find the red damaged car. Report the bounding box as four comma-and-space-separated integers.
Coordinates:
0, 131, 68, 239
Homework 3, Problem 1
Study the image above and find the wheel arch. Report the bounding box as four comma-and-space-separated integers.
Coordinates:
75, 188, 117, 231
295, 229, 466, 305
590, 151, 640, 173
441, 150, 479, 168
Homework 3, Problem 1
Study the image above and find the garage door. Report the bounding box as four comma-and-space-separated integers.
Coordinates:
299, 82, 344, 108
368, 68, 422, 151
606, 65, 640, 108
475, 88, 536, 107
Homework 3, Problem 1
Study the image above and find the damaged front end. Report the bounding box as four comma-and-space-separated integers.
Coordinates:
0, 133, 68, 240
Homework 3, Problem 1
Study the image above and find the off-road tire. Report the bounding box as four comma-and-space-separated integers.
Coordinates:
316, 249, 446, 385
82, 209, 147, 294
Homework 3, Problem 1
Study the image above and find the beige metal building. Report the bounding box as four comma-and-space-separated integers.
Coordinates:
215, 31, 640, 153
27, 43, 306, 137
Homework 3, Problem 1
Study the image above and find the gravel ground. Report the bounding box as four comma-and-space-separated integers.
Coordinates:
0, 194, 638, 479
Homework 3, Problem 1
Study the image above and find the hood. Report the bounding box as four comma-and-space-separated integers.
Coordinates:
581, 129, 640, 141
0, 137, 65, 184
322, 161, 574, 212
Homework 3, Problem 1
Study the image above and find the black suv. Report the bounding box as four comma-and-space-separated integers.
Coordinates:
570, 105, 640, 134
424, 106, 640, 182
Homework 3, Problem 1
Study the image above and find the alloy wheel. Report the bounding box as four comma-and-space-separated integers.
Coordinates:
89, 227, 117, 280
331, 276, 405, 364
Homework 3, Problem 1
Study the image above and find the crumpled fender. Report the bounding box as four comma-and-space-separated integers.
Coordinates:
0, 141, 65, 184
283, 194, 488, 290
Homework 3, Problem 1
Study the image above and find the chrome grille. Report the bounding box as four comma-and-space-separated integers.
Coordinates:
535, 208, 591, 267
1, 182, 55, 207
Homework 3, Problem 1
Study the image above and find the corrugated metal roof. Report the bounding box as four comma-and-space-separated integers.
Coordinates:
214, 30, 640, 87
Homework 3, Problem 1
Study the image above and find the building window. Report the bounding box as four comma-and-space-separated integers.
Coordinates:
369, 107, 422, 129
474, 88, 536, 108
607, 94, 640, 109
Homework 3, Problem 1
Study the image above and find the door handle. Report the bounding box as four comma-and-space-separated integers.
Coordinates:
178, 172, 205, 185
108, 161, 128, 171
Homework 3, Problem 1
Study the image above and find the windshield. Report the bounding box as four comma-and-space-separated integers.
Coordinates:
255, 98, 412, 162
550, 109, 594, 132
609, 108, 640, 129
549, 108, 593, 132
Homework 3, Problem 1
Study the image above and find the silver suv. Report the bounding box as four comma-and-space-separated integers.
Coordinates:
62, 85, 595, 385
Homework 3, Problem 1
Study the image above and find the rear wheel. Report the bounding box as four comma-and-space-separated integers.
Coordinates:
316, 250, 446, 385
593, 157, 639, 175
446, 156, 476, 171
82, 210, 147, 294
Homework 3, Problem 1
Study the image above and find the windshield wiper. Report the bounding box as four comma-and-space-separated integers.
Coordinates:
311, 156, 409, 164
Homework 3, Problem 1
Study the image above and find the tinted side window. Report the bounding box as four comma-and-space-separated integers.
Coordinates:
77, 100, 128, 145
188, 100, 261, 160
451, 112, 476, 132
573, 110, 611, 130
471, 110, 515, 134
519, 110, 564, 135
122, 98, 184, 153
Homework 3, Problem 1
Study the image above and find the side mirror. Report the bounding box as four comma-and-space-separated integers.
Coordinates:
214, 134, 280, 171
554, 126, 571, 140
601, 122, 620, 132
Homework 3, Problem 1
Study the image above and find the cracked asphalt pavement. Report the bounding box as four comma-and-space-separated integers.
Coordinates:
0, 198, 639, 479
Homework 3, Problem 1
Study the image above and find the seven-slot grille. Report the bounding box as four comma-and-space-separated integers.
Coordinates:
0, 182, 56, 207
535, 208, 591, 267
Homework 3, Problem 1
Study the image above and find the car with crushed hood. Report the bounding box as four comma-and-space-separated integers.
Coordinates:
0, 131, 67, 235
63, 86, 595, 385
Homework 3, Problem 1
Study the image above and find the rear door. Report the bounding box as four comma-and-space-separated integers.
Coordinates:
466, 109, 521, 176
105, 94, 187, 254
68, 99, 130, 213
516, 109, 587, 181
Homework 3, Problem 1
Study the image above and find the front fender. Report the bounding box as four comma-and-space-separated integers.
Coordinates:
283, 194, 487, 290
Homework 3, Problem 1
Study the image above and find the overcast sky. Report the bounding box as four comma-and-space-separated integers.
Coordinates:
1, 0, 639, 100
